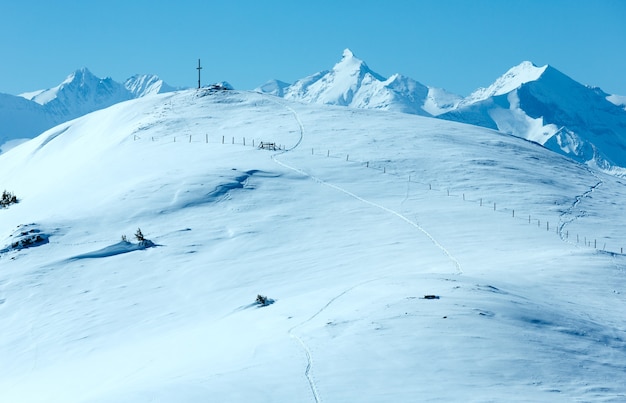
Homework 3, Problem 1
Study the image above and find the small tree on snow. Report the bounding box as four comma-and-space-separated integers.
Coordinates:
1, 190, 18, 208
134, 228, 145, 242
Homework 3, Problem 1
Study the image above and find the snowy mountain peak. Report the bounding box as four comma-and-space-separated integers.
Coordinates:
124, 74, 177, 97
466, 61, 548, 103
440, 61, 626, 172
332, 48, 384, 81
63, 67, 99, 86
259, 49, 441, 116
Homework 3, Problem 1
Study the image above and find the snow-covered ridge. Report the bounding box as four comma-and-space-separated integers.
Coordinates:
462, 61, 548, 105
124, 74, 178, 97
439, 62, 626, 172
257, 48, 460, 116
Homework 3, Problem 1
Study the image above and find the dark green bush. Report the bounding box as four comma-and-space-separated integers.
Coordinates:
1, 190, 18, 208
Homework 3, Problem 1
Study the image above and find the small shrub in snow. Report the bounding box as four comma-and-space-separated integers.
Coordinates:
133, 228, 155, 248
255, 294, 275, 307
121, 234, 128, 242
1, 190, 18, 208
134, 228, 145, 242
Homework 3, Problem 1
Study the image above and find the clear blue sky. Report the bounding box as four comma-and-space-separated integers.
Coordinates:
1, 0, 625, 96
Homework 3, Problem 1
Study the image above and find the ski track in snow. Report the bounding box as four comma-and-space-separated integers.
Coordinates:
262, 93, 462, 403
558, 166, 604, 246
287, 278, 386, 403
264, 95, 462, 275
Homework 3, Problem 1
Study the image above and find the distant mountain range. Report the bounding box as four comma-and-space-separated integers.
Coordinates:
257, 49, 626, 173
0, 69, 176, 152
256, 49, 461, 117
2, 50, 625, 174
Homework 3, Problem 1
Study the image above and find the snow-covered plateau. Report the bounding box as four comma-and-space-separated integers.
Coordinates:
0, 88, 625, 402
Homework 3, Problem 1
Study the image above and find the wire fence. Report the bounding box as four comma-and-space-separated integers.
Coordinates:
131, 134, 624, 256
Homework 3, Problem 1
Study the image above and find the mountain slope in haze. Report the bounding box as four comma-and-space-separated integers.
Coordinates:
0, 93, 58, 153
256, 49, 462, 116
0, 89, 625, 402
438, 62, 626, 171
22, 68, 133, 120
0, 69, 178, 153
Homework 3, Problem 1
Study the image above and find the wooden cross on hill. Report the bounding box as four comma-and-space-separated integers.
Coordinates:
197, 59, 202, 89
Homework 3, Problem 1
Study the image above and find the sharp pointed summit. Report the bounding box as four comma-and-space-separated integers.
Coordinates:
257, 48, 452, 116
440, 61, 626, 170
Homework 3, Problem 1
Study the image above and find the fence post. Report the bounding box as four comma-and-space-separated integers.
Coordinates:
346, 154, 349, 161
174, 137, 176, 142
383, 167, 386, 173
253, 139, 255, 147
547, 221, 549, 231
243, 137, 246, 146
447, 189, 450, 196
430, 184, 432, 190
232, 137, 234, 144
222, 135, 224, 144
366, 162, 369, 168
312, 148, 314, 155
493, 202, 496, 211
463, 193, 465, 201
327, 150, 330, 157
189, 135, 192, 143
512, 209, 515, 218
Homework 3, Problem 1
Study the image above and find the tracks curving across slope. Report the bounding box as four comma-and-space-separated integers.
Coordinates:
259, 93, 464, 402
558, 166, 604, 245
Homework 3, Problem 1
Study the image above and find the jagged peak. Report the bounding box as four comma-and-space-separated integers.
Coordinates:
332, 48, 385, 82
62, 67, 98, 85
465, 61, 548, 103
335, 48, 366, 70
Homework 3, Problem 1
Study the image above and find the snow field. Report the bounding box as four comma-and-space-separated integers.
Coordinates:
0, 89, 625, 402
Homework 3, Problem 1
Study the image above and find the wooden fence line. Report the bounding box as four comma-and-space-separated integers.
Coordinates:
132, 135, 623, 255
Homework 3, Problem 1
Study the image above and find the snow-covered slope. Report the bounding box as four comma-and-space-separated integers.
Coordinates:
608, 93, 626, 111
439, 62, 626, 172
257, 49, 461, 116
0, 69, 178, 153
1, 89, 625, 402
0, 93, 59, 153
